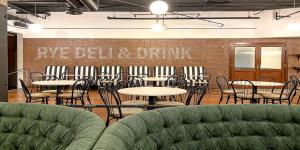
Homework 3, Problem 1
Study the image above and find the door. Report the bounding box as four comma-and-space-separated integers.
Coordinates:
230, 43, 287, 82
7, 33, 18, 90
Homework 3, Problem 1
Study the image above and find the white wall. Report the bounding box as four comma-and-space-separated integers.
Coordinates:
7, 8, 300, 38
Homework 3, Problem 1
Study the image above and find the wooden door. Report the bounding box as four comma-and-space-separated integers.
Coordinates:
230, 43, 287, 82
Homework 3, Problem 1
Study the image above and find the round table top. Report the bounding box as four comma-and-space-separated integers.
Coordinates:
230, 81, 284, 87
142, 77, 168, 82
32, 80, 77, 86
118, 87, 187, 97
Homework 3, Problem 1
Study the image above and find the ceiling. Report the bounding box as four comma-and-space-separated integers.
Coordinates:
7, 0, 300, 15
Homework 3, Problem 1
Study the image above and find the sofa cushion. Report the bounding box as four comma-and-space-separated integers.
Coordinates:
93, 105, 300, 150
0, 103, 105, 150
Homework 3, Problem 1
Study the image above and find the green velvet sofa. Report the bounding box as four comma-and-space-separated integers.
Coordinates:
0, 103, 105, 150
93, 105, 300, 150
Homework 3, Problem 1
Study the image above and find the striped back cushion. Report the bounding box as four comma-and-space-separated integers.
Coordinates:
182, 66, 205, 80
154, 66, 176, 78
99, 66, 122, 80
128, 66, 150, 77
74, 66, 97, 81
45, 66, 68, 80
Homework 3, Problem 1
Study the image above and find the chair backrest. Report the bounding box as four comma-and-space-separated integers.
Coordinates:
74, 66, 97, 82
128, 66, 150, 77
290, 75, 299, 83
231, 80, 255, 99
185, 85, 206, 105
70, 79, 89, 98
165, 73, 186, 87
99, 66, 122, 80
216, 76, 230, 93
30, 72, 43, 82
280, 80, 297, 102
182, 66, 205, 80
98, 87, 123, 125
154, 66, 176, 78
19, 79, 31, 98
128, 76, 145, 87
45, 65, 68, 80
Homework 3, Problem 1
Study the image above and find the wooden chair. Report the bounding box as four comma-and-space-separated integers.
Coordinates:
216, 76, 234, 104
19, 79, 50, 104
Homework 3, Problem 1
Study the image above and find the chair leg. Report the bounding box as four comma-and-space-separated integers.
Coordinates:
297, 96, 300, 104
87, 95, 92, 104
226, 95, 230, 104
272, 99, 275, 104
234, 95, 238, 104
218, 94, 223, 104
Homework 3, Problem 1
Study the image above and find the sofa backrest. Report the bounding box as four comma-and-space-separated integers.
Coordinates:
93, 105, 300, 150
0, 103, 105, 150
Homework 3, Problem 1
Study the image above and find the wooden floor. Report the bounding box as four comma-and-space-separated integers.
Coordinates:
8, 88, 299, 121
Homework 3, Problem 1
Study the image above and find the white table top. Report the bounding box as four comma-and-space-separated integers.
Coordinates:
32, 80, 77, 86
118, 87, 187, 97
230, 81, 284, 87
142, 77, 168, 82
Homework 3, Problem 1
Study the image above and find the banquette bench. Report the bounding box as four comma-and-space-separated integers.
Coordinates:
93, 105, 300, 150
0, 103, 105, 150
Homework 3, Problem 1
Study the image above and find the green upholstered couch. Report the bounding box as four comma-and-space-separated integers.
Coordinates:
0, 103, 105, 150
93, 105, 300, 150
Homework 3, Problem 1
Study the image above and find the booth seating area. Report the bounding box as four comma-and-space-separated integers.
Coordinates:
0, 103, 105, 150
93, 104, 300, 150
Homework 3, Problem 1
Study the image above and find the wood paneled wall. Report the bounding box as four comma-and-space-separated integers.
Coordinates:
23, 38, 300, 88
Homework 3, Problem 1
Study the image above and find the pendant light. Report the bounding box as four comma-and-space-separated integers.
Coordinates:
150, 0, 169, 15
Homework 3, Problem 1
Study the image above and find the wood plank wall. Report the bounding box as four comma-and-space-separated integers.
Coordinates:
23, 38, 300, 88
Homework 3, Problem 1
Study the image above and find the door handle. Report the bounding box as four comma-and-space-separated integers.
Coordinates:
256, 65, 259, 69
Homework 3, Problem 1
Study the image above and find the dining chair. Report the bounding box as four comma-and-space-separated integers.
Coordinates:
39, 75, 60, 94
30, 72, 43, 92
19, 79, 50, 104
184, 85, 207, 105
231, 80, 262, 104
290, 75, 299, 102
98, 87, 144, 127
260, 80, 297, 105
216, 76, 234, 104
66, 76, 93, 104
58, 79, 89, 105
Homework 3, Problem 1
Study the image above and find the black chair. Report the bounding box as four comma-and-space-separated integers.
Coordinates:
290, 75, 299, 102
30, 72, 43, 92
231, 80, 262, 104
185, 85, 207, 105
58, 79, 89, 105
216, 76, 234, 104
261, 80, 297, 105
98, 87, 144, 127
19, 79, 49, 104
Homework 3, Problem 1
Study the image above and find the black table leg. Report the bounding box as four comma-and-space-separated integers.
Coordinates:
56, 86, 62, 105
253, 86, 258, 104
148, 96, 156, 110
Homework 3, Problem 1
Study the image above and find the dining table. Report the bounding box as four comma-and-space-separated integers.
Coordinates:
229, 81, 284, 94
118, 87, 187, 109
32, 80, 78, 105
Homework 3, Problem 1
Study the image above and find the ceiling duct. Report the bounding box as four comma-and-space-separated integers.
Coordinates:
66, 7, 83, 15
7, 14, 33, 24
205, 0, 231, 4
13, 21, 28, 28
79, 0, 99, 11
66, 0, 84, 8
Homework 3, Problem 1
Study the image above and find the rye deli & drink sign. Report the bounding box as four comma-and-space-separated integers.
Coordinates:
36, 46, 193, 60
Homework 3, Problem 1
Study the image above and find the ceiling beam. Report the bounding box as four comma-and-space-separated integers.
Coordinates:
107, 16, 260, 20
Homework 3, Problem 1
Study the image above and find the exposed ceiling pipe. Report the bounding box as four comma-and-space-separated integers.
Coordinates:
7, 14, 33, 24
8, 4, 48, 19
66, 0, 83, 8
79, 0, 99, 11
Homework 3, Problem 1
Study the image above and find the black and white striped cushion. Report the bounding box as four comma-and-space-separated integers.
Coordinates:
154, 66, 176, 78
74, 66, 97, 81
45, 66, 68, 80
99, 66, 122, 80
182, 66, 206, 85
128, 66, 150, 77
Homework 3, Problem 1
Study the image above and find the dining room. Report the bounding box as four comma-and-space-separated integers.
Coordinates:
1, 0, 300, 149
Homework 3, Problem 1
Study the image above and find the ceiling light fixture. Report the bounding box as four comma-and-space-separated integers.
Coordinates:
150, 0, 169, 15
151, 22, 167, 33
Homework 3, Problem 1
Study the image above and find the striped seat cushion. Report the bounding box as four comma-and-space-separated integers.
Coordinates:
74, 66, 97, 84
45, 66, 68, 80
128, 66, 150, 77
154, 66, 176, 86
99, 66, 123, 81
182, 66, 206, 85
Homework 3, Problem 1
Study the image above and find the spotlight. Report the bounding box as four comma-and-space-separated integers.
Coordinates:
151, 23, 166, 33
150, 0, 169, 15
